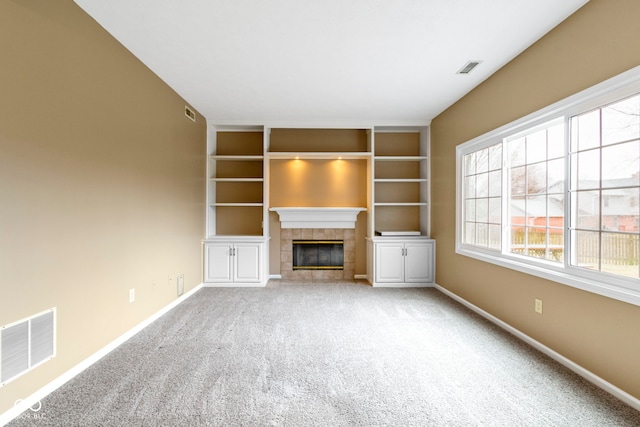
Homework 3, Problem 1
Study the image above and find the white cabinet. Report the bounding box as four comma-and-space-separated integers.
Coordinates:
371, 238, 435, 287
204, 239, 267, 286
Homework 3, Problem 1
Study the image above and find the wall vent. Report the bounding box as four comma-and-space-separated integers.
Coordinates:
0, 309, 56, 387
457, 60, 482, 75
185, 106, 196, 122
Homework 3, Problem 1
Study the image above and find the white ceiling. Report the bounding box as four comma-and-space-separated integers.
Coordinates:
74, 0, 589, 127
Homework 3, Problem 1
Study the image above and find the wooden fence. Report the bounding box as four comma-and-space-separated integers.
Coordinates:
510, 231, 639, 266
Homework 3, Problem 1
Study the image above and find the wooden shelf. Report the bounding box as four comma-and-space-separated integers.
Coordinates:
210, 178, 264, 182
374, 156, 427, 162
210, 155, 264, 161
374, 178, 427, 183
211, 203, 264, 207
268, 152, 371, 160
374, 202, 428, 206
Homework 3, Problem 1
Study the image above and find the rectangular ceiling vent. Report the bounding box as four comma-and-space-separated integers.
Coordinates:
457, 60, 482, 75
0, 308, 56, 387
185, 105, 196, 122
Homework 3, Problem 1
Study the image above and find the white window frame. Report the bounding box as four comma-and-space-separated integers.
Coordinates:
456, 66, 640, 307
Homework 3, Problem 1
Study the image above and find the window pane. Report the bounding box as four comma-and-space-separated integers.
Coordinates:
477, 223, 488, 247
548, 194, 564, 227
602, 188, 639, 231
548, 123, 565, 159
601, 96, 640, 146
601, 141, 639, 187
573, 230, 600, 270
465, 175, 476, 198
465, 222, 476, 245
489, 224, 501, 250
511, 166, 526, 195
465, 199, 476, 222
526, 130, 547, 164
575, 190, 600, 230
509, 138, 525, 167
547, 158, 564, 191
548, 228, 564, 262
511, 226, 525, 256
476, 198, 489, 223
526, 226, 547, 259
489, 197, 501, 224
526, 195, 547, 226
526, 163, 547, 194
476, 148, 489, 173
488, 170, 501, 197
575, 149, 600, 189
601, 233, 639, 278
574, 110, 600, 151
465, 152, 476, 175
510, 197, 526, 225
489, 144, 502, 171
476, 172, 489, 198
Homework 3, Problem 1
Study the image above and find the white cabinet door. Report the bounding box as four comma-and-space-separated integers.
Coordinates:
205, 243, 233, 283
375, 242, 405, 283
405, 242, 433, 283
233, 242, 262, 283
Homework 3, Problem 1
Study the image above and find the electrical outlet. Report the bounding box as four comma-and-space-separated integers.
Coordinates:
129, 288, 135, 303
535, 298, 543, 314
177, 274, 184, 296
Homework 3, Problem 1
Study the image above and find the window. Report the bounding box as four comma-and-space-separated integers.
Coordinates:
463, 143, 502, 250
456, 66, 640, 306
570, 95, 640, 279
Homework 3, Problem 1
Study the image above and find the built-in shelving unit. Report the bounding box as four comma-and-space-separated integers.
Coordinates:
204, 124, 432, 287
206, 129, 266, 237
371, 128, 430, 235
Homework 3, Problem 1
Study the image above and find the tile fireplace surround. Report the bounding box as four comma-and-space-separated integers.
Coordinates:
280, 228, 356, 281
271, 207, 365, 281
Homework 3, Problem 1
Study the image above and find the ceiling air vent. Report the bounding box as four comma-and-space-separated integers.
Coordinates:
457, 61, 482, 75
185, 106, 196, 122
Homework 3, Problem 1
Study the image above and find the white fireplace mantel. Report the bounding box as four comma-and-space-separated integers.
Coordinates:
269, 207, 366, 229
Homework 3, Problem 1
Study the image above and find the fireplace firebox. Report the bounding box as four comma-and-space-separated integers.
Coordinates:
292, 240, 344, 270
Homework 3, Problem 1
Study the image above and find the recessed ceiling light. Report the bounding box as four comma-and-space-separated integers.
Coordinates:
457, 60, 482, 75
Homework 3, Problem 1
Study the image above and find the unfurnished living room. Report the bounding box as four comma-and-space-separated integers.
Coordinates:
1, 0, 640, 425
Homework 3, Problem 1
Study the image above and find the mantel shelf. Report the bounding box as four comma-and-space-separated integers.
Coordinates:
270, 207, 366, 229
268, 152, 372, 160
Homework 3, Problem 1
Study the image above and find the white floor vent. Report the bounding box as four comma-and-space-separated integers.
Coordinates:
1, 308, 56, 387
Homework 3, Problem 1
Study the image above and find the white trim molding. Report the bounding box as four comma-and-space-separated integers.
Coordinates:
435, 284, 640, 412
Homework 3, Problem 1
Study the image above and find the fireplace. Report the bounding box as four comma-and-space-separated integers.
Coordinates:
293, 240, 344, 270
270, 207, 365, 281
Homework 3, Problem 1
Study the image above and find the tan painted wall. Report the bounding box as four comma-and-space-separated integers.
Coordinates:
431, 0, 640, 399
0, 0, 206, 414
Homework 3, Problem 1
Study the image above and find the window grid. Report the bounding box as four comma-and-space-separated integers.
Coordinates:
463, 143, 502, 250
569, 94, 640, 279
507, 122, 565, 263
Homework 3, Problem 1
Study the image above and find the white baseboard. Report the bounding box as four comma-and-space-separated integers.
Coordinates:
203, 282, 267, 287
0, 283, 204, 427
354, 274, 368, 280
372, 282, 435, 288
434, 284, 640, 412
269, 274, 282, 280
